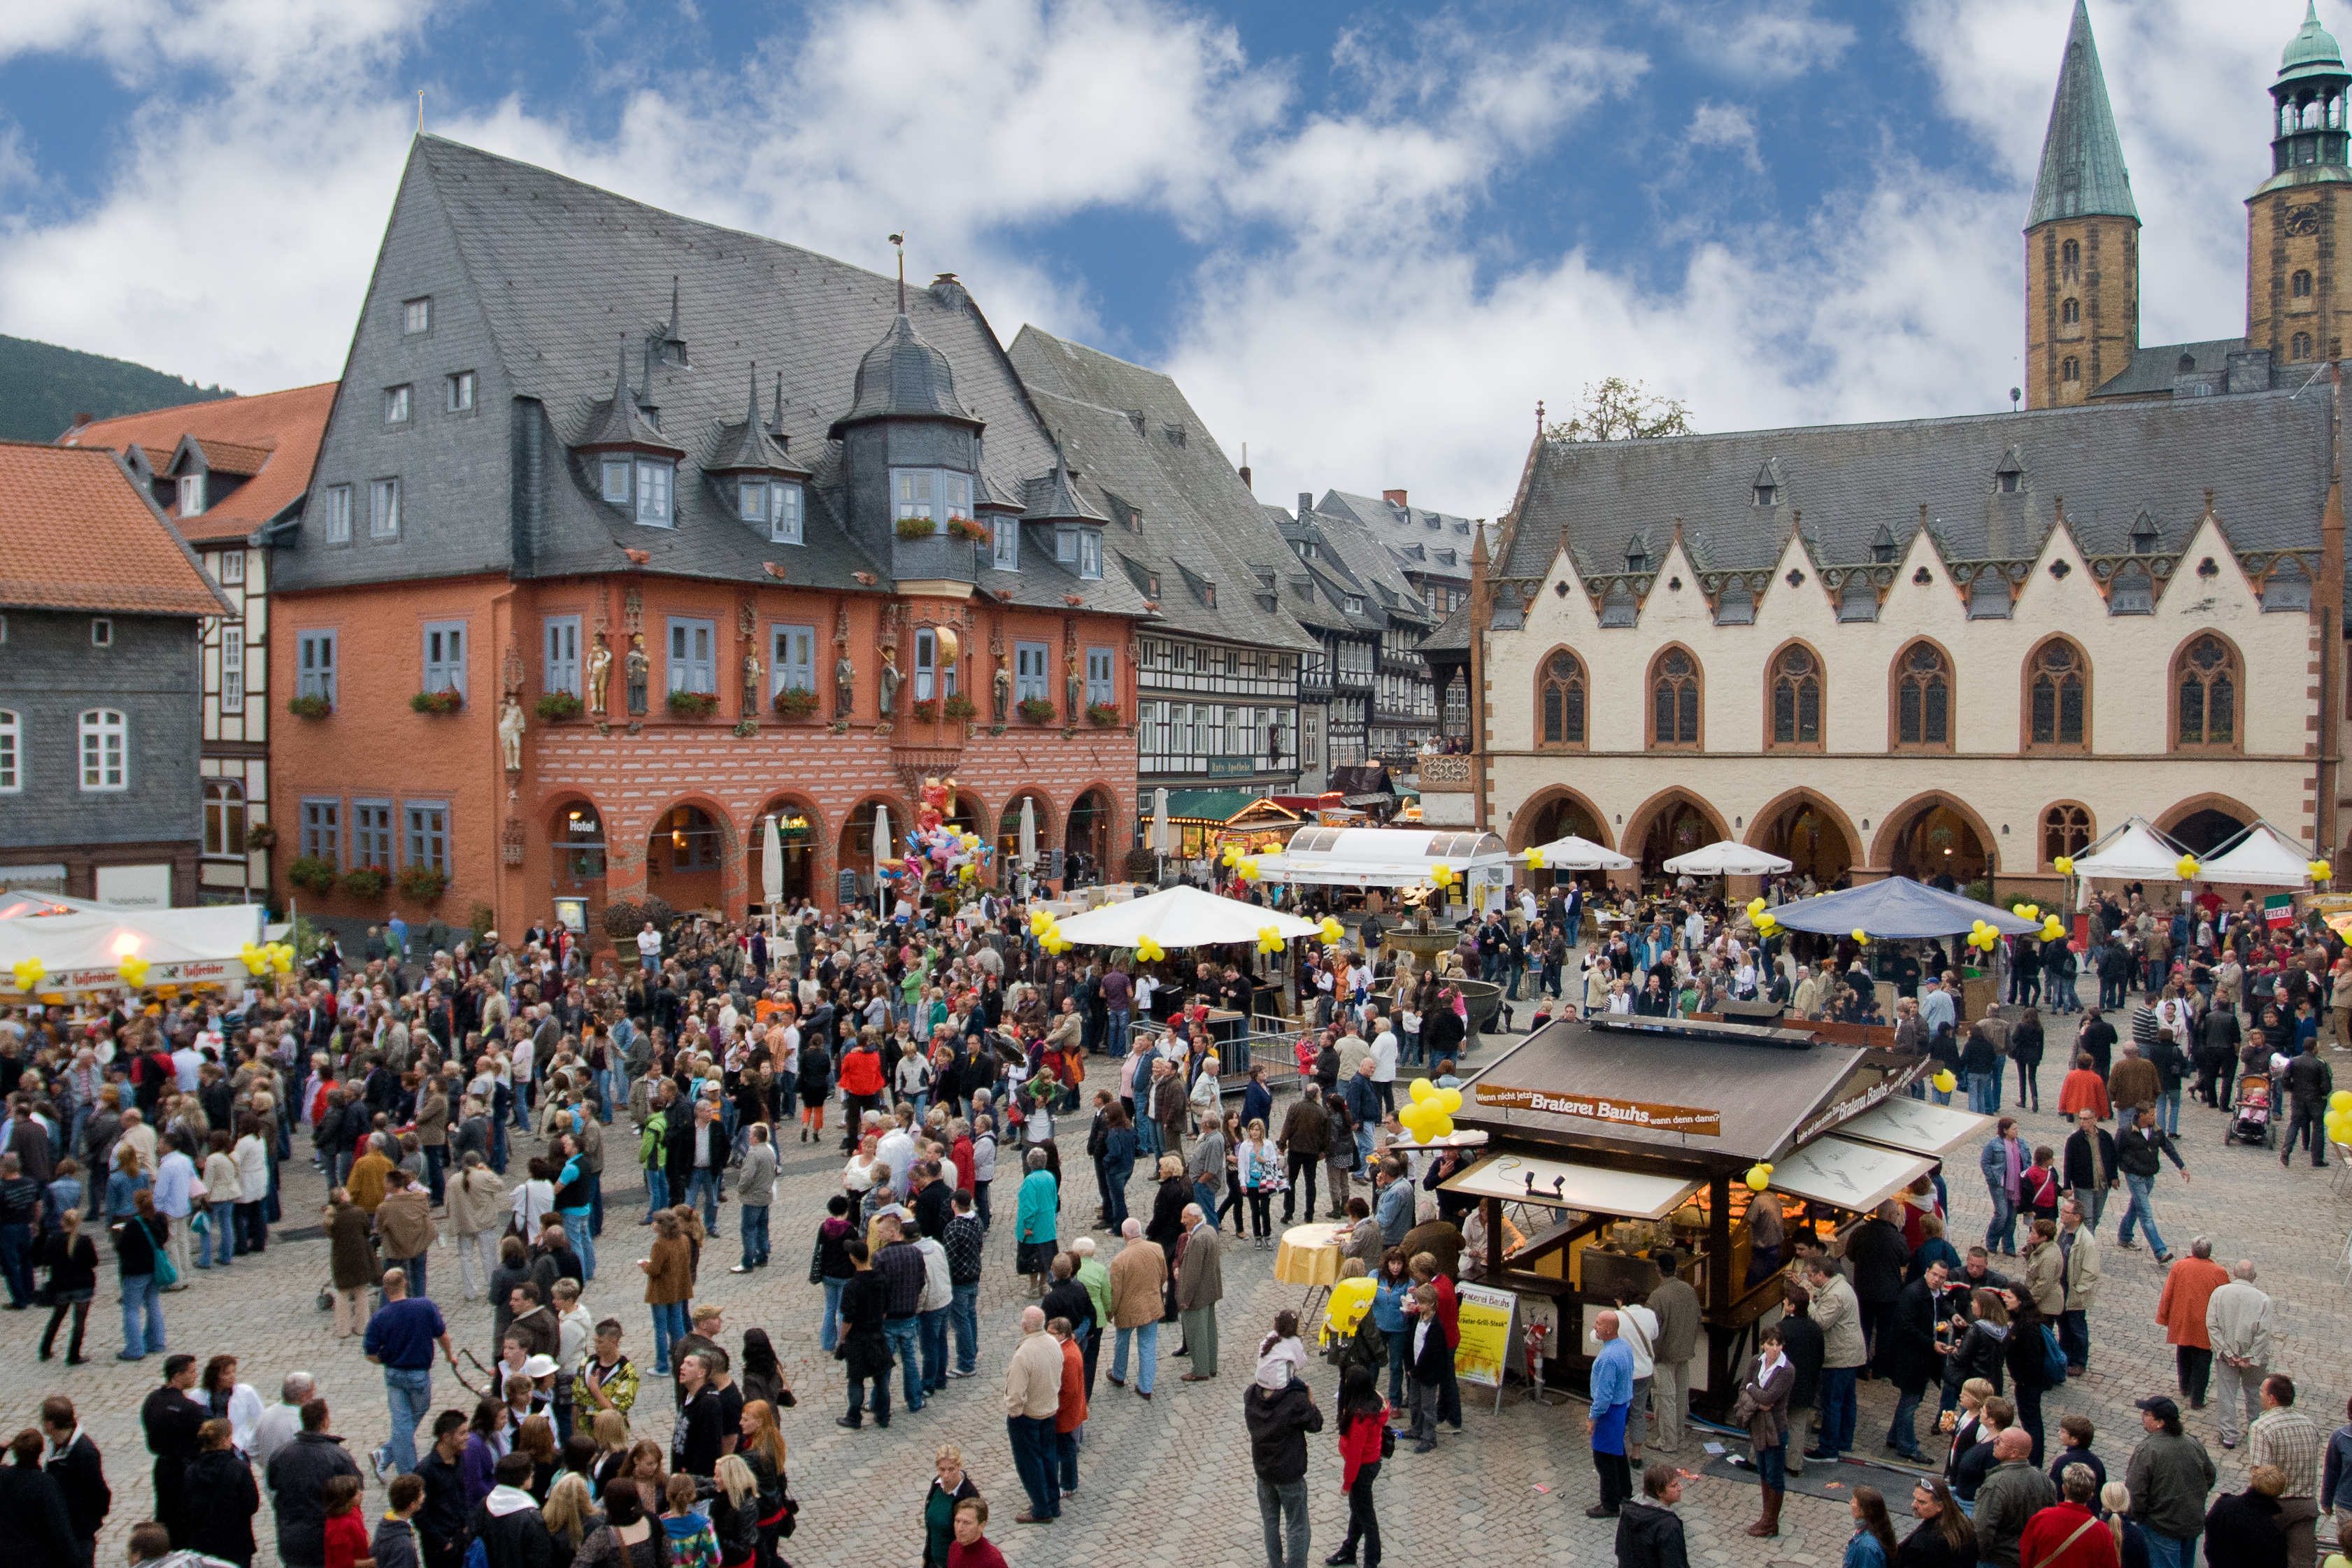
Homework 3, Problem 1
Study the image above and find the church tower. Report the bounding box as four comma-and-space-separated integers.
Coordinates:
2023, 0, 2140, 409
2247, 3, 2351, 371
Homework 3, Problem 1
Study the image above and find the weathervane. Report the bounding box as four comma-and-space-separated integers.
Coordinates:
889, 231, 906, 314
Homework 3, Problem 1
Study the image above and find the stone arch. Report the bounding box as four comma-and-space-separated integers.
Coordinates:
1064, 780, 1122, 881
1622, 786, 1730, 877
1744, 786, 1858, 887
996, 786, 1057, 883
2155, 792, 2260, 858
838, 791, 913, 906
643, 792, 744, 918
750, 792, 827, 911
1868, 790, 1998, 885
1508, 784, 1614, 853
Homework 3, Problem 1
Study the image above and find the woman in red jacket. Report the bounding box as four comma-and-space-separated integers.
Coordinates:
836, 1034, 888, 1150
1331, 1364, 1388, 1567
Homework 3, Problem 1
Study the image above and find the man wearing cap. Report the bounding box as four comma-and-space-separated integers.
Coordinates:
363, 1267, 454, 1479
2125, 1395, 2218, 1568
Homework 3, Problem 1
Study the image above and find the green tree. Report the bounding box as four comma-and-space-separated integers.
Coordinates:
1546, 376, 1695, 441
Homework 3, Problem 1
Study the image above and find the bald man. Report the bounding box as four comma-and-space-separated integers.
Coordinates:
1972, 1426, 2057, 1567
1587, 1310, 1634, 1518
1004, 1304, 1062, 1523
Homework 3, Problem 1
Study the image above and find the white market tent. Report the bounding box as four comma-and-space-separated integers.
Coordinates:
1662, 840, 1792, 876
0, 900, 266, 996
1252, 826, 1512, 890
2066, 816, 2190, 881
2195, 820, 2315, 888
1050, 885, 1323, 950
1523, 833, 1634, 871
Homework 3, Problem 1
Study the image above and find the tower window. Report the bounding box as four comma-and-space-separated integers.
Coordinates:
2062, 357, 2080, 383
2293, 332, 2316, 361
2060, 238, 2080, 282
2060, 297, 2081, 326
2293, 269, 2314, 299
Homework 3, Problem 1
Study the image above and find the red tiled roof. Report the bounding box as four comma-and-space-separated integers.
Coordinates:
62, 381, 335, 543
0, 443, 234, 617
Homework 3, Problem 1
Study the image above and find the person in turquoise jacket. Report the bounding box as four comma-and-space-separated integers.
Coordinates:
1014, 1148, 1059, 1296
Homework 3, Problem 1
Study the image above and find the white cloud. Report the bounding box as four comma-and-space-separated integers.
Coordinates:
0, 0, 2300, 528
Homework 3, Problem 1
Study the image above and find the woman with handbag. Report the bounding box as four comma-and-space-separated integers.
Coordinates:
109, 1186, 170, 1360
1736, 1322, 1795, 1539
736, 1399, 791, 1568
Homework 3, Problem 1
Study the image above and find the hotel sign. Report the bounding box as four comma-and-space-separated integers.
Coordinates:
1474, 1083, 1722, 1138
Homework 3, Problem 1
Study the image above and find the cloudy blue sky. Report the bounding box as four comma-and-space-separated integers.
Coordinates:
0, 0, 2322, 515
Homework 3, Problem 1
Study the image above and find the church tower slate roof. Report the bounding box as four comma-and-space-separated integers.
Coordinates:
2027, 0, 2138, 227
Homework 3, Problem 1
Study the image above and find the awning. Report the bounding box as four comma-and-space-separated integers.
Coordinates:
1834, 1098, 1996, 1160
1767, 876, 2037, 939
1524, 834, 1634, 871
1766, 1135, 1937, 1215
1050, 885, 1323, 950
1342, 792, 1395, 808
1164, 788, 1262, 821
2194, 820, 2314, 888
1441, 1153, 1699, 1220
1253, 825, 1511, 889
2069, 816, 2190, 881
1662, 841, 1792, 876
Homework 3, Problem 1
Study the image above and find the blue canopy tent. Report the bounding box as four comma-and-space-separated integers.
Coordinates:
1765, 876, 2039, 939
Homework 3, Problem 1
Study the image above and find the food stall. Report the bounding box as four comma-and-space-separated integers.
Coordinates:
1252, 825, 1513, 916
1442, 1012, 1987, 1413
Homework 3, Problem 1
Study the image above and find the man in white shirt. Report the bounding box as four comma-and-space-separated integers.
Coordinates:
1368, 1017, 1399, 1117
1919, 976, 1956, 1039
249, 1372, 313, 1468
171, 1040, 205, 1094
635, 922, 662, 973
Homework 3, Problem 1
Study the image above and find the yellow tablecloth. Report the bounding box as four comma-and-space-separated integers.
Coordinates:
1273, 1223, 1352, 1286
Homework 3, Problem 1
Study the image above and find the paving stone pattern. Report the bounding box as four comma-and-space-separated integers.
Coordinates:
10, 995, 2346, 1568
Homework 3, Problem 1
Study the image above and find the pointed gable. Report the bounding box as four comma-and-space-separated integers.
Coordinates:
2028, 0, 2139, 226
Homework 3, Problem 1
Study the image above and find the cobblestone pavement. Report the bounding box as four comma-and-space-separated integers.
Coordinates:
10, 1008, 2346, 1568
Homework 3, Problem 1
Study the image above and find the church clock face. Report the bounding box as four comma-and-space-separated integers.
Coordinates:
2286, 204, 2322, 236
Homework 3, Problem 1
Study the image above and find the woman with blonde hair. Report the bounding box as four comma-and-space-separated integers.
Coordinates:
708, 1455, 760, 1568
735, 1399, 790, 1568
920, 1444, 981, 1568
588, 1409, 633, 1497
541, 1472, 602, 1568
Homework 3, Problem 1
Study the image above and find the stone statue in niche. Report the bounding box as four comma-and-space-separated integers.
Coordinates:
992, 655, 1013, 722
878, 646, 901, 717
1066, 656, 1083, 720
587, 634, 613, 715
625, 633, 650, 715
497, 697, 527, 770
741, 649, 764, 718
834, 647, 855, 717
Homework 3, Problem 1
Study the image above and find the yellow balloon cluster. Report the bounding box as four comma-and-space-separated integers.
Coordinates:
2175, 855, 2200, 881
1851, 928, 1869, 945
1318, 916, 1345, 947
1521, 847, 1546, 870
2040, 915, 2065, 941
117, 955, 151, 988
1748, 897, 1781, 934
1255, 924, 1285, 956
2053, 855, 2076, 876
1237, 856, 1261, 882
1221, 844, 1243, 869
2312, 859, 2334, 883
8, 957, 44, 993
1133, 935, 1165, 964
1430, 864, 1457, 890
2327, 1089, 2352, 1147
1744, 1162, 1774, 1193
1932, 1069, 1958, 1093
1029, 908, 1056, 936
1399, 1076, 1462, 1142
1967, 920, 1998, 952
240, 941, 296, 976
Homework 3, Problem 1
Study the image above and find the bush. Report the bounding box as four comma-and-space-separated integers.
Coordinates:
601, 895, 675, 941
396, 864, 448, 904
285, 855, 338, 895
337, 866, 388, 901
469, 901, 496, 946
772, 685, 820, 719
1016, 697, 1056, 725
895, 515, 936, 540
943, 692, 978, 720
666, 690, 720, 719
410, 689, 464, 715
534, 692, 583, 722
1085, 701, 1121, 727
287, 694, 332, 720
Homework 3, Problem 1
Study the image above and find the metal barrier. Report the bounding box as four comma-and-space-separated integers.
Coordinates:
1131, 1015, 1305, 1097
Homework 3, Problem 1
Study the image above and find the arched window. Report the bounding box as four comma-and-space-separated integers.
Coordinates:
2293, 269, 2314, 299
2293, 331, 2315, 361
1537, 649, 1585, 749
2060, 297, 2081, 325
2026, 639, 2088, 748
78, 708, 125, 792
2061, 357, 2080, 383
1892, 643, 1951, 750
1648, 647, 1700, 748
2174, 634, 2240, 750
2060, 238, 2081, 282
2042, 803, 2092, 868
1767, 644, 1821, 748
204, 779, 247, 857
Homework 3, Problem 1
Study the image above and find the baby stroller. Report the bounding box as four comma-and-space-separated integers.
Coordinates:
2225, 1072, 2275, 1148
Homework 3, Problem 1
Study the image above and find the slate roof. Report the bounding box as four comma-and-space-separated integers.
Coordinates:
1315, 490, 1480, 583
2092, 338, 2253, 400
1499, 385, 2335, 583
395, 137, 1151, 615
2027, 0, 2138, 227
62, 381, 334, 544
0, 442, 235, 617
1006, 327, 1314, 650
1262, 497, 1439, 637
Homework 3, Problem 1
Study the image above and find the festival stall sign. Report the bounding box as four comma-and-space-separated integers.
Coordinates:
0, 904, 266, 997
1474, 1083, 1722, 1139
1437, 1153, 1699, 1221
1453, 1282, 1520, 1408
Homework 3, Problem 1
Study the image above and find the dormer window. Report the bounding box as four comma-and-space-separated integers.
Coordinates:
1870, 526, 1895, 564
1998, 470, 2020, 494
602, 457, 676, 527
178, 474, 204, 518
892, 468, 974, 532
402, 298, 431, 335
1753, 484, 1778, 506
1344, 594, 1364, 615
1625, 544, 1648, 574
2130, 515, 2158, 555
739, 478, 804, 544
1054, 526, 1102, 579
991, 518, 1020, 570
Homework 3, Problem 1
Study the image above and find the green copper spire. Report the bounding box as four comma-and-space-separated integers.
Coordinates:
2279, 0, 2347, 87
2026, 0, 2139, 229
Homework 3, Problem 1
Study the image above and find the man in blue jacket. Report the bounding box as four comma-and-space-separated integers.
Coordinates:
1587, 1310, 1635, 1518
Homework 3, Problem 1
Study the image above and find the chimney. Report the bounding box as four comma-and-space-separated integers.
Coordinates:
1298, 491, 1314, 520
1383, 489, 1407, 509
1238, 440, 1251, 492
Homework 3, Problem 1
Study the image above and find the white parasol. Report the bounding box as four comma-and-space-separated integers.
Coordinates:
1660, 840, 1792, 876
1019, 797, 1037, 869
1523, 833, 1634, 871
1052, 885, 1323, 948
872, 803, 891, 916
1152, 787, 1171, 857
760, 814, 783, 931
